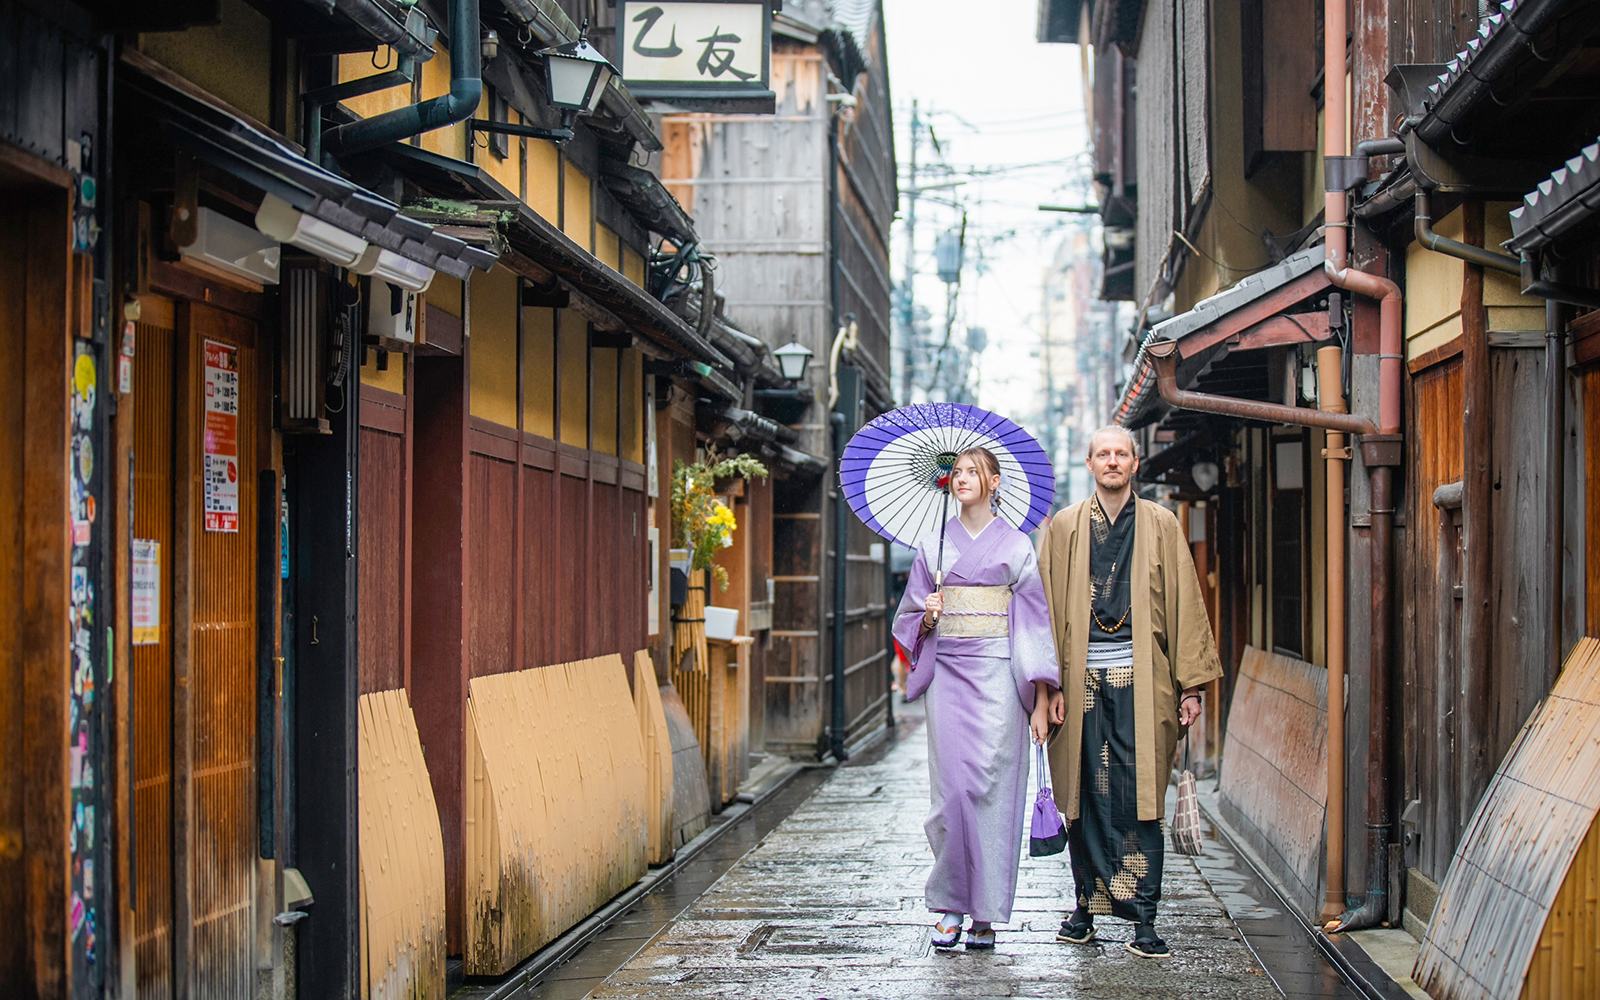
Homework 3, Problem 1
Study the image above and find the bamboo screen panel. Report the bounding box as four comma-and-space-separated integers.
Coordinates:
184, 308, 257, 999
358, 688, 447, 1000
1415, 638, 1600, 1000
633, 650, 675, 865
132, 314, 176, 999
671, 570, 711, 766
464, 654, 648, 974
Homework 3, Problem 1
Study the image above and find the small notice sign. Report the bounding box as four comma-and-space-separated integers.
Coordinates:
132, 539, 160, 645
202, 340, 240, 533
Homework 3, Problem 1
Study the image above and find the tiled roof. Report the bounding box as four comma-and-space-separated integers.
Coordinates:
1507, 137, 1600, 253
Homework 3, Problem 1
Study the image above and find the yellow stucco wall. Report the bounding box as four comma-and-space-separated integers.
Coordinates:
358, 689, 448, 1000
623, 247, 646, 289
1406, 206, 1465, 360
470, 266, 520, 427
620, 348, 644, 465
527, 139, 561, 223
591, 347, 619, 456
562, 160, 593, 250
595, 225, 621, 272
338, 49, 412, 120
428, 276, 464, 319
140, 0, 273, 125
1404, 201, 1543, 361
360, 348, 406, 396
558, 309, 588, 447
480, 108, 524, 197
464, 655, 649, 975
522, 307, 556, 439
419, 48, 472, 160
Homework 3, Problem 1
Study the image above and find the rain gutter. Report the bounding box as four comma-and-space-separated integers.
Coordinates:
324, 0, 483, 158
333, 0, 434, 56
1411, 0, 1568, 149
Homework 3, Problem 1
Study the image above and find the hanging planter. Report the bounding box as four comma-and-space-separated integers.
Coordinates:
670, 453, 767, 592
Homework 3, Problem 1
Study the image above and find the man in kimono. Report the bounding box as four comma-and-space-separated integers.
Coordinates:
1038, 425, 1222, 958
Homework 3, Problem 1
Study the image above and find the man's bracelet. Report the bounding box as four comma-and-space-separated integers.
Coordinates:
1181, 693, 1201, 704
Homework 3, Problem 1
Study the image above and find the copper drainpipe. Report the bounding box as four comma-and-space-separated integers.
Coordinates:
1323, 0, 1404, 932
1317, 345, 1349, 921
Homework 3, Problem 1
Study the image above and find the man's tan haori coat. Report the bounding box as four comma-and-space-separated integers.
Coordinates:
1039, 497, 1223, 822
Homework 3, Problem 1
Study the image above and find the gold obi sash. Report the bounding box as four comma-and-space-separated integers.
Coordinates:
937, 585, 1013, 638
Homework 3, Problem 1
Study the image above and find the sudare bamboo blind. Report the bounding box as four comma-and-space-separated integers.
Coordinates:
1414, 638, 1600, 1000
464, 654, 649, 975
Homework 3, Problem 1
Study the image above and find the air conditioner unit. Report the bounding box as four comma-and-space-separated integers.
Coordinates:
178, 206, 280, 286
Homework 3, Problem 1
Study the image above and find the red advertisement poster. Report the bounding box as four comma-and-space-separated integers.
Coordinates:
202, 340, 240, 533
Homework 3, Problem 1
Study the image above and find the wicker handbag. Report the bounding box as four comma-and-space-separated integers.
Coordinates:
1171, 736, 1204, 857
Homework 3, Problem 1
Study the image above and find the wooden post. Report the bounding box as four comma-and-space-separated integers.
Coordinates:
409, 350, 471, 954
1460, 202, 1492, 828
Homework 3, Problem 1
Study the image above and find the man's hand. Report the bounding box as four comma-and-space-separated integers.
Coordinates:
1178, 688, 1202, 726
1048, 689, 1066, 725
1031, 680, 1056, 744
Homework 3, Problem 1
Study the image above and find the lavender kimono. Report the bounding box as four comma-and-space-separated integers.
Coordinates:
893, 516, 1060, 923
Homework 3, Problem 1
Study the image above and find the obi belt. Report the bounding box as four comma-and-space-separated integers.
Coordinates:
936, 585, 1013, 638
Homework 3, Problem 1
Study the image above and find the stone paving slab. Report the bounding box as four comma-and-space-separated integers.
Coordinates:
590, 725, 1280, 1000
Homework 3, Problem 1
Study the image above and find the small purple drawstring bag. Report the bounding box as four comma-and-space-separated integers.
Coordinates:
1030, 743, 1067, 857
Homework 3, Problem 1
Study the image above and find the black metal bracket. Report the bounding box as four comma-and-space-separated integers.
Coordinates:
468, 114, 574, 145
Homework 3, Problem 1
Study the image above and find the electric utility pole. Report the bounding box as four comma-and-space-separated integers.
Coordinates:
899, 99, 919, 403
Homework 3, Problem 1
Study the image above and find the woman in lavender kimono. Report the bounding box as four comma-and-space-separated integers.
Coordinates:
893, 446, 1062, 950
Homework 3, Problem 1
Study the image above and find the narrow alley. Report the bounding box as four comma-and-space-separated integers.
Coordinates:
513, 708, 1359, 1000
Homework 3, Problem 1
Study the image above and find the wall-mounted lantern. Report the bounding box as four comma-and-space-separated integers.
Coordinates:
772, 338, 814, 382
468, 21, 617, 145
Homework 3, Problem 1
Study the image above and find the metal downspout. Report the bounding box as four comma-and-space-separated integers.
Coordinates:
323, 0, 483, 158
1149, 351, 1377, 436
1323, 0, 1404, 934
1318, 345, 1349, 922
1413, 191, 1521, 275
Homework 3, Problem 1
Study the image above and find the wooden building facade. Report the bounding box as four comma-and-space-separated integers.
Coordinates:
658, 0, 898, 759
1063, 0, 1600, 992
1, 0, 835, 995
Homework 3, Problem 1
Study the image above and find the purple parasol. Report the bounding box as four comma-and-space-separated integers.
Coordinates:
839, 403, 1055, 551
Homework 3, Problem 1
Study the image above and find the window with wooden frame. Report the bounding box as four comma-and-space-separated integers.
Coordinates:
486, 83, 510, 160
1240, 0, 1318, 177
1270, 431, 1310, 659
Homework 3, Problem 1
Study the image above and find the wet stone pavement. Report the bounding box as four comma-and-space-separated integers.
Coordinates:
568, 714, 1315, 1000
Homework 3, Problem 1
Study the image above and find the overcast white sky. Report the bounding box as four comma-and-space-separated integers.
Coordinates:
879, 0, 1093, 421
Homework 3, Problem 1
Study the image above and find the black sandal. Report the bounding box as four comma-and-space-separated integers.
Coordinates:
1125, 923, 1170, 958
1055, 910, 1096, 944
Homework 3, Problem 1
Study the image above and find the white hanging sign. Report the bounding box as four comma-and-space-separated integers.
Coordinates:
620, 1, 774, 110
